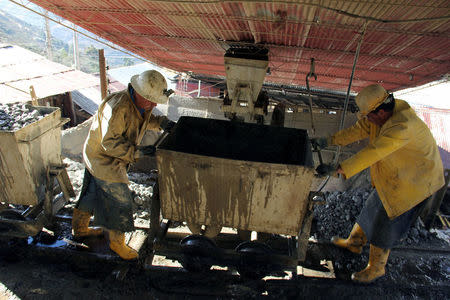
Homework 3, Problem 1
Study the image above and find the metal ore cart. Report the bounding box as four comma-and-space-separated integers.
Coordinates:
0, 106, 74, 239
148, 116, 321, 278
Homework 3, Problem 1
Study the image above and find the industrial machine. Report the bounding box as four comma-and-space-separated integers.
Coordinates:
222, 45, 270, 124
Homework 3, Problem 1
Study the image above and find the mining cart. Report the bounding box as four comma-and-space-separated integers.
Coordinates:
0, 106, 75, 242
145, 116, 324, 278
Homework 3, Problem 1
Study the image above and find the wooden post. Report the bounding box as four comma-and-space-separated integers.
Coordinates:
73, 24, 80, 70
63, 92, 77, 126
44, 11, 53, 61
99, 49, 108, 100
29, 85, 39, 106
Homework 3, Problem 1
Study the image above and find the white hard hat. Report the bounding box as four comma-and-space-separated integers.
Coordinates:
130, 70, 170, 104
355, 84, 389, 116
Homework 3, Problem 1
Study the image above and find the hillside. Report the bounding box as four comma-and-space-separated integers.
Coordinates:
0, 2, 140, 73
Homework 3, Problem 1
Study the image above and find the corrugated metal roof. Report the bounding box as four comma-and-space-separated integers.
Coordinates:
28, 0, 450, 94
107, 62, 177, 89
0, 44, 99, 103
70, 75, 126, 115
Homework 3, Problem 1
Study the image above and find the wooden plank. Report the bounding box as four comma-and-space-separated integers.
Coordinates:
29, 85, 38, 106
56, 167, 76, 199
127, 229, 148, 253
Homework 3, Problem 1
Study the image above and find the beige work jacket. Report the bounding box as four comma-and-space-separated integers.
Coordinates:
331, 100, 444, 219
83, 89, 166, 183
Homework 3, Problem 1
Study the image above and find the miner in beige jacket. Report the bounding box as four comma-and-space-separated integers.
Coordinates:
72, 70, 175, 260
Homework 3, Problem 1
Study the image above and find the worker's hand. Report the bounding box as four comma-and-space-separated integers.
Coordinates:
336, 165, 346, 179
160, 118, 176, 133
135, 145, 156, 159
310, 137, 328, 149
315, 163, 337, 177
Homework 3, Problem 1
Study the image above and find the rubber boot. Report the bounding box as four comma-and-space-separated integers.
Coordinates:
72, 208, 103, 238
351, 244, 390, 283
108, 230, 139, 260
331, 223, 367, 254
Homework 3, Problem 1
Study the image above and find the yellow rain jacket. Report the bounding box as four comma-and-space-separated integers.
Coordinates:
331, 100, 444, 219
83, 89, 167, 184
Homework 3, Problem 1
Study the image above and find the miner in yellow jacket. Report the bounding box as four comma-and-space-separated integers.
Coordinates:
313, 84, 444, 283
71, 70, 175, 260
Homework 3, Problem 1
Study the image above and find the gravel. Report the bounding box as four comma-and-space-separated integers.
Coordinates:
63, 157, 155, 223
0, 102, 45, 131
312, 188, 449, 276
312, 189, 447, 247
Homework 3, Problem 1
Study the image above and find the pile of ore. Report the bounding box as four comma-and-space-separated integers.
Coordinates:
0, 103, 44, 131
63, 158, 155, 221
312, 189, 443, 247
312, 188, 449, 275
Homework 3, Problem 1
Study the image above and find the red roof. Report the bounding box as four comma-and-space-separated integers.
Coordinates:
28, 1, 450, 94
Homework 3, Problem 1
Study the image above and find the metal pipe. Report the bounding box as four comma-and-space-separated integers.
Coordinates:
317, 21, 368, 192
306, 58, 317, 134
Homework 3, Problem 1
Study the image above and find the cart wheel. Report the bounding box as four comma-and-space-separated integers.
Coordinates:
0, 209, 28, 261
236, 241, 273, 280
179, 235, 217, 272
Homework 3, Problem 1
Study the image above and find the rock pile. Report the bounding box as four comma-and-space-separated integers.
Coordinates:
312, 189, 444, 247
0, 103, 44, 131
312, 189, 449, 275
63, 158, 155, 221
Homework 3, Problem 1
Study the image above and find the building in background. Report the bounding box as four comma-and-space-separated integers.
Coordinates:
0, 43, 123, 126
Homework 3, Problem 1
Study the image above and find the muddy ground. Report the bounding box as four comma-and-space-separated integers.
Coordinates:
0, 237, 448, 300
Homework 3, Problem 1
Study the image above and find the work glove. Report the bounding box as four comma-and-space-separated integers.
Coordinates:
135, 145, 156, 159
315, 163, 337, 177
310, 137, 328, 149
160, 118, 176, 133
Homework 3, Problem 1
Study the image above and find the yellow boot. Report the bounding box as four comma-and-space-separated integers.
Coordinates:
331, 223, 367, 254
108, 230, 139, 260
72, 208, 103, 238
351, 244, 390, 283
